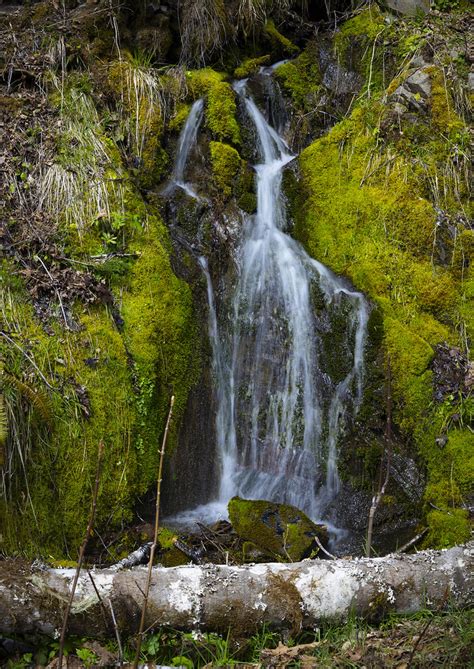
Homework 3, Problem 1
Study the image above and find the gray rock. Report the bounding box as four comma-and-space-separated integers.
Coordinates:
386, 0, 430, 16
390, 67, 431, 111
468, 72, 474, 92
410, 54, 429, 69
404, 68, 431, 97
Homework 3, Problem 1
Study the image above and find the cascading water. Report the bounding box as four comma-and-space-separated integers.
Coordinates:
167, 73, 368, 530
163, 98, 204, 199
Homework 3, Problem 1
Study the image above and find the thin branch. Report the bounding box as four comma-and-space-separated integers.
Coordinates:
314, 535, 336, 560
108, 599, 123, 666
133, 395, 175, 668
395, 528, 428, 554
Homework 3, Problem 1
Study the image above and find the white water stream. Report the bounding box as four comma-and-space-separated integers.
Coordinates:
163, 98, 204, 199
167, 75, 368, 530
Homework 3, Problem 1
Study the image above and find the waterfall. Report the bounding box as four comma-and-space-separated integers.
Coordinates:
163, 98, 204, 199
168, 75, 368, 529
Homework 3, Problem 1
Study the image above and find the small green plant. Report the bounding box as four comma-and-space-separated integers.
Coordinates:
76, 647, 99, 668
7, 653, 33, 669
433, 0, 459, 11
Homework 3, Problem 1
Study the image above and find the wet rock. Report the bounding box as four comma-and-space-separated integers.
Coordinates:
228, 497, 329, 561
390, 453, 425, 503
322, 59, 361, 96
319, 47, 362, 97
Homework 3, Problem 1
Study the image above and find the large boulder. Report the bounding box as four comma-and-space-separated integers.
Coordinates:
228, 497, 329, 561
385, 0, 430, 16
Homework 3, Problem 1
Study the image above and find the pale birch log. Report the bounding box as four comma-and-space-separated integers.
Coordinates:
0, 543, 472, 638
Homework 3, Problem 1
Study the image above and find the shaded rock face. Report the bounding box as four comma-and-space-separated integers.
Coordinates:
228, 497, 329, 561
320, 48, 362, 96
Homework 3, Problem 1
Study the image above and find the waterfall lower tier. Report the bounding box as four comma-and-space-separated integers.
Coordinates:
166, 73, 368, 533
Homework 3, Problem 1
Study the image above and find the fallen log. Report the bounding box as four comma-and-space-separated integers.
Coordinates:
0, 543, 472, 638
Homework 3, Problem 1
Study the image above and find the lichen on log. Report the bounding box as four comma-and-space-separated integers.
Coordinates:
0, 543, 472, 638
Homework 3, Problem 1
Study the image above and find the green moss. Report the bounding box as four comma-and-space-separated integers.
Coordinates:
264, 19, 299, 56
237, 191, 257, 213
186, 69, 240, 145
209, 141, 242, 198
122, 215, 200, 468
428, 66, 465, 137
0, 269, 141, 555
186, 68, 226, 96
207, 81, 241, 144
234, 55, 270, 79
274, 42, 321, 113
333, 6, 387, 95
425, 509, 470, 548
169, 103, 191, 133
334, 5, 385, 59
298, 73, 468, 547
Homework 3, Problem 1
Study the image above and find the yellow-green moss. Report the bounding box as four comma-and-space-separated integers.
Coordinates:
428, 66, 465, 136
122, 214, 200, 471
186, 69, 240, 145
0, 270, 140, 556
425, 509, 470, 548
334, 5, 385, 59
274, 42, 321, 113
298, 84, 468, 548
186, 68, 226, 96
228, 497, 328, 561
209, 141, 242, 197
234, 55, 270, 79
264, 19, 299, 56
207, 81, 240, 144
169, 103, 192, 133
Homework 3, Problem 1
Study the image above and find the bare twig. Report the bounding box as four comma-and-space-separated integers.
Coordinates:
87, 570, 109, 630
172, 537, 204, 564
58, 440, 105, 668
133, 395, 175, 668
314, 535, 336, 560
108, 599, 123, 666
395, 528, 429, 554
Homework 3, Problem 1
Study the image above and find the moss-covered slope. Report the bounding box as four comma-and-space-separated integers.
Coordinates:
296, 8, 472, 546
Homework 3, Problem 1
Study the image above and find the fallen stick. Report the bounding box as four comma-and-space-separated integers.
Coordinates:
0, 543, 472, 637
395, 528, 429, 554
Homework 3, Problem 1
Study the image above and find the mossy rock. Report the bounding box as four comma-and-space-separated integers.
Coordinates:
209, 141, 242, 198
234, 55, 271, 79
264, 20, 299, 57
228, 497, 328, 561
